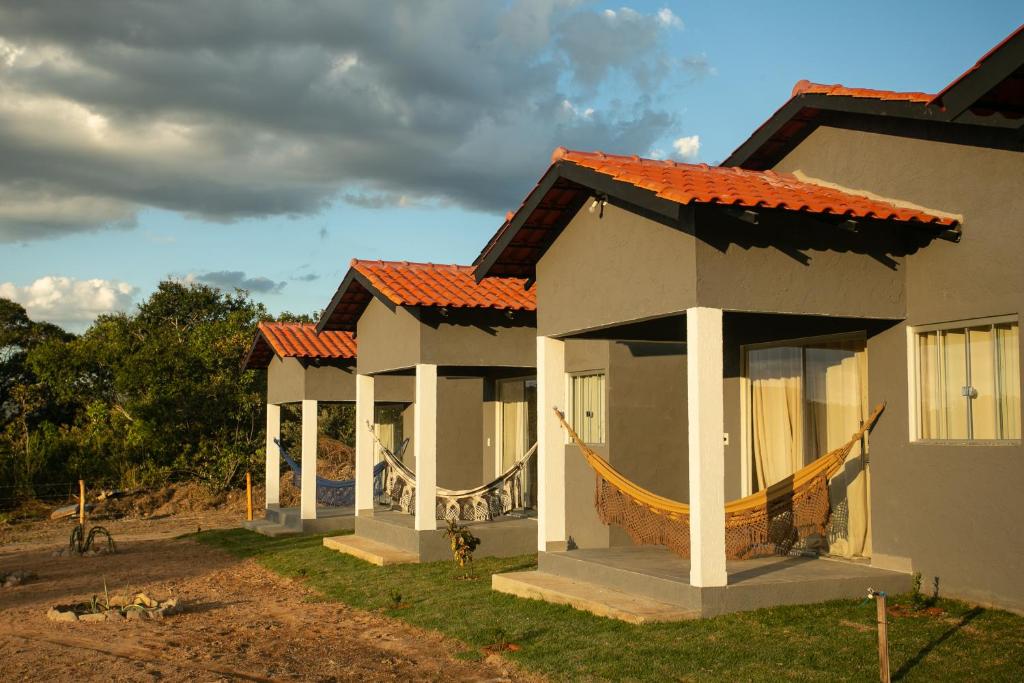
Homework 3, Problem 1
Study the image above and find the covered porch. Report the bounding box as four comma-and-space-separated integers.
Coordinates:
316, 260, 540, 562
241, 321, 413, 536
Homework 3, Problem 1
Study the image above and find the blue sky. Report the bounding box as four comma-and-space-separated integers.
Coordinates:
1, 1, 1021, 330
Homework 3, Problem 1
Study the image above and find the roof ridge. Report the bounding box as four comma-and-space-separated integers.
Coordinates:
790, 79, 935, 102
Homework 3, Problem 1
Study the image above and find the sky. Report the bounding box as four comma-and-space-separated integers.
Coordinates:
0, 1, 1021, 331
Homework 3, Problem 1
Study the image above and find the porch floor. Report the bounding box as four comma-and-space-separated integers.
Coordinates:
324, 509, 537, 564
242, 504, 386, 537
493, 545, 911, 621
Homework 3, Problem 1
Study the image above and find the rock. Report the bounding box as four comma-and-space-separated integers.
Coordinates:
126, 608, 144, 621
4, 576, 21, 588
47, 608, 78, 623
106, 610, 126, 621
78, 612, 107, 623
134, 593, 157, 608
50, 503, 94, 520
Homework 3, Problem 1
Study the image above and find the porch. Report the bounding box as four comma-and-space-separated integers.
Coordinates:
494, 546, 911, 623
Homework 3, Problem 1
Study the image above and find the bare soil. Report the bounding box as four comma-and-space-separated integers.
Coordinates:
0, 514, 530, 682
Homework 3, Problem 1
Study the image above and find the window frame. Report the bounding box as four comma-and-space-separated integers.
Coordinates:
566, 370, 607, 445
908, 314, 1021, 444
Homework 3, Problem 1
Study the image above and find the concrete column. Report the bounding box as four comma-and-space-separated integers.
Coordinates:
686, 307, 727, 587
537, 335, 566, 552
355, 373, 376, 515
265, 403, 281, 508
414, 364, 438, 531
300, 399, 318, 520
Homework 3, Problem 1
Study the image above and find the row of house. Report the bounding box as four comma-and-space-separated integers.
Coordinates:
244, 26, 1023, 620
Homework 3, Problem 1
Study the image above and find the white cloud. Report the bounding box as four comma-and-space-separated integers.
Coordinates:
0, 276, 136, 329
657, 8, 683, 29
671, 134, 701, 161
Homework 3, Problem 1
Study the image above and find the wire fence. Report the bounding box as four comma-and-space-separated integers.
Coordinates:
0, 479, 124, 508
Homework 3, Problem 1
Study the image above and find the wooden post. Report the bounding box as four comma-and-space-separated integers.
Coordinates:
78, 479, 85, 526
245, 471, 254, 521
875, 591, 891, 683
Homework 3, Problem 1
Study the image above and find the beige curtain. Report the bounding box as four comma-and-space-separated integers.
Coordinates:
805, 340, 870, 558
374, 405, 403, 463
499, 381, 527, 471
750, 347, 803, 490
996, 323, 1021, 439
919, 329, 968, 439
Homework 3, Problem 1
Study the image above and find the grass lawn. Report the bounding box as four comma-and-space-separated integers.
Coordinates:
196, 529, 1024, 681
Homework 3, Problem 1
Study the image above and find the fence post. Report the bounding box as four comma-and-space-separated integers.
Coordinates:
245, 471, 254, 521
78, 479, 85, 526
870, 588, 891, 683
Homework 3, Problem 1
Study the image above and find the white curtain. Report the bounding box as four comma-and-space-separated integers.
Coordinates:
805, 341, 869, 558
750, 347, 803, 490
374, 405, 403, 462
499, 381, 527, 471
996, 323, 1021, 439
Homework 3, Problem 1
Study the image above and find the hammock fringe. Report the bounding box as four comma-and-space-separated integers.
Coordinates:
558, 402, 884, 560
367, 422, 537, 522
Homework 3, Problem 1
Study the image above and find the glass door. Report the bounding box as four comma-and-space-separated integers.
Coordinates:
746, 335, 870, 557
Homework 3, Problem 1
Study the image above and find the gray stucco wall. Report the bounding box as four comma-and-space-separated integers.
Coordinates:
266, 355, 414, 405
536, 200, 697, 337
776, 124, 1024, 612
266, 356, 307, 404
356, 297, 422, 375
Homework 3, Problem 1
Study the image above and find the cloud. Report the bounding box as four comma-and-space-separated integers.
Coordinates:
672, 135, 701, 161
0, 275, 136, 329
656, 8, 684, 29
0, 1, 704, 241
292, 273, 319, 282
193, 270, 286, 294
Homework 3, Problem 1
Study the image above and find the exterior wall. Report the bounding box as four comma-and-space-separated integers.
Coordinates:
776, 124, 1024, 612
303, 363, 357, 402
693, 205, 907, 319
355, 297, 421, 375
266, 356, 306, 404
536, 199, 698, 337
418, 307, 536, 368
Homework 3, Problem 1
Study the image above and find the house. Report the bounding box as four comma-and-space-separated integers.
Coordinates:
242, 321, 413, 536
315, 260, 540, 563
477, 26, 1022, 620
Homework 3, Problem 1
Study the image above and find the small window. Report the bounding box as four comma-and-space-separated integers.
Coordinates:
914, 317, 1020, 440
570, 372, 605, 444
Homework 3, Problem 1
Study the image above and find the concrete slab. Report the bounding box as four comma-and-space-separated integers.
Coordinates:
350, 510, 538, 563
323, 534, 419, 566
492, 571, 698, 624
522, 546, 912, 620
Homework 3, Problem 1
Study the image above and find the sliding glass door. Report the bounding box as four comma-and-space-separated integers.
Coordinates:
746, 335, 870, 557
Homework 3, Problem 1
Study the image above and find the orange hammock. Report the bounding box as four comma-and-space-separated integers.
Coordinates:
556, 402, 884, 560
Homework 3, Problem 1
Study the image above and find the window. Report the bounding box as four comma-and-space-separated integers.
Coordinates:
570, 372, 605, 444
914, 317, 1020, 440
374, 404, 405, 460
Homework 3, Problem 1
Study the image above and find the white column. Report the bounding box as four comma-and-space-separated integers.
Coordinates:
265, 403, 281, 508
537, 335, 566, 552
414, 364, 438, 530
355, 373, 376, 515
686, 307, 727, 587
300, 399, 318, 520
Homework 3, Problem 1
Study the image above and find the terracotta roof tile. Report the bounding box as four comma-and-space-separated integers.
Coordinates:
243, 322, 356, 369
554, 148, 956, 225
351, 260, 535, 311
790, 79, 935, 103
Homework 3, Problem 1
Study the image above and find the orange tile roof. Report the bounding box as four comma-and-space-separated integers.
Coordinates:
552, 148, 956, 225
791, 79, 934, 103
243, 322, 356, 369
352, 260, 536, 310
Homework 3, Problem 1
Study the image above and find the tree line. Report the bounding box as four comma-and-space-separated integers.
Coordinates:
0, 281, 315, 504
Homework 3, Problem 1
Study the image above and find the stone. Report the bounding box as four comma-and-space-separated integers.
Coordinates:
47, 608, 78, 623
78, 612, 107, 623
125, 608, 143, 621
106, 610, 126, 621
4, 576, 20, 588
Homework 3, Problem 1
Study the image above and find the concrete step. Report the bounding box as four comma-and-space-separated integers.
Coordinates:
493, 570, 698, 624
539, 550, 700, 609
323, 534, 419, 566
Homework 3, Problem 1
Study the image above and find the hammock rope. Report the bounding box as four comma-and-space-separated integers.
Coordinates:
275, 438, 386, 507
556, 402, 884, 560
366, 421, 537, 522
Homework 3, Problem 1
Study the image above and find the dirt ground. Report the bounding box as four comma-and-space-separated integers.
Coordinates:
0, 514, 532, 682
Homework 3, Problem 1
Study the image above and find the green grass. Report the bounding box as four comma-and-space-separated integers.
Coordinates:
196, 529, 1024, 681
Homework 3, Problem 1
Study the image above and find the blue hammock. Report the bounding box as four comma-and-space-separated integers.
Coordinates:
275, 438, 401, 507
